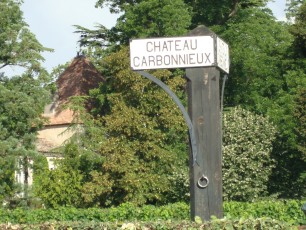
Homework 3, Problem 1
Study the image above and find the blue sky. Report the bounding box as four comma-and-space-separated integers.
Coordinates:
4, 0, 286, 76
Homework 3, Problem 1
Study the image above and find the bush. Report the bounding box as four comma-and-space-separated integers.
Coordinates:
223, 199, 306, 225
222, 106, 277, 201
0, 218, 296, 229
0, 200, 304, 225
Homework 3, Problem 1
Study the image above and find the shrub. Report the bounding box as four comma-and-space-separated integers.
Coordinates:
0, 218, 296, 230
33, 167, 83, 208
222, 106, 277, 201
0, 200, 304, 225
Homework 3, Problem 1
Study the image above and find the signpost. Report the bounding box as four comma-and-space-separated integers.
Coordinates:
129, 25, 229, 221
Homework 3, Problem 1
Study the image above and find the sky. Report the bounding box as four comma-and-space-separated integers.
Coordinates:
4, 0, 287, 76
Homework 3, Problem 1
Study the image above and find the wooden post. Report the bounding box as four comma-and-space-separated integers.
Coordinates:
186, 26, 223, 221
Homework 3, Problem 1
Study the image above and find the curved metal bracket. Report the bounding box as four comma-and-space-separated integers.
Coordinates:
136, 70, 198, 166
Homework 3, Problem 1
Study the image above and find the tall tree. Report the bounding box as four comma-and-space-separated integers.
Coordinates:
114, 0, 191, 43
289, 1, 306, 58
217, 6, 305, 198
268, 1, 306, 198
0, 0, 52, 204
69, 0, 305, 203
184, 0, 269, 27
0, 0, 52, 74
82, 47, 188, 206
217, 8, 292, 110
0, 75, 50, 203
286, 0, 305, 21
76, 0, 191, 48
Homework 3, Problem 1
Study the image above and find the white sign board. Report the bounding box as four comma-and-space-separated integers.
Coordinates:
130, 35, 229, 73
216, 37, 230, 73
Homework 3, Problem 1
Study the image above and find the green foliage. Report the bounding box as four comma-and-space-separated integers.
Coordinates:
78, 0, 191, 48
266, 64, 306, 198
0, 218, 296, 230
0, 75, 50, 203
289, 1, 306, 57
184, 0, 269, 27
0, 156, 15, 202
224, 199, 306, 225
49, 47, 188, 207
222, 106, 277, 201
218, 8, 292, 109
115, 0, 191, 42
286, 0, 305, 21
294, 88, 306, 161
215, 7, 305, 198
0, 200, 304, 227
0, 0, 53, 73
81, 47, 188, 207
0, 0, 52, 205
266, 1, 306, 198
33, 165, 83, 208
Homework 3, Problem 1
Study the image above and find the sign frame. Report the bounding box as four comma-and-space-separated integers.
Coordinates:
130, 35, 229, 73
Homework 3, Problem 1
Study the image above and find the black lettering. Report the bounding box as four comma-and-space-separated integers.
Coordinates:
141, 56, 148, 66
154, 41, 161, 52
167, 40, 173, 51
197, 53, 204, 64
175, 40, 181, 51
149, 56, 155, 66
162, 41, 168, 51
156, 55, 163, 66
171, 54, 178, 65
190, 39, 197, 50
133, 57, 140, 67
179, 54, 186, 64
146, 42, 153, 52
205, 53, 211, 63
164, 55, 170, 65
183, 40, 189, 50
189, 53, 195, 64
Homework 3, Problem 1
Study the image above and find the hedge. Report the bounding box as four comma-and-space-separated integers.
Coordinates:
0, 200, 305, 226
0, 218, 297, 230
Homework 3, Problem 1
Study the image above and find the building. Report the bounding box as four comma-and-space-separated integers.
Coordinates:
16, 55, 104, 186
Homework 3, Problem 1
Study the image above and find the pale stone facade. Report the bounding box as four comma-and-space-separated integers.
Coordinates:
17, 55, 104, 188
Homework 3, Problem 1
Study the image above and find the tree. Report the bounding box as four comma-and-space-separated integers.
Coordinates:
0, 0, 52, 204
183, 0, 269, 27
289, 1, 306, 58
290, 2, 306, 162
216, 6, 305, 198
114, 0, 191, 43
0, 0, 52, 74
216, 8, 292, 109
267, 2, 306, 198
293, 88, 306, 196
0, 75, 50, 204
81, 47, 188, 206
67, 0, 304, 204
33, 145, 84, 208
286, 0, 305, 21
76, 0, 191, 48
33, 96, 107, 208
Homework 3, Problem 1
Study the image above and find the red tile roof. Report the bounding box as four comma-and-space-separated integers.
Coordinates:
44, 55, 105, 126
